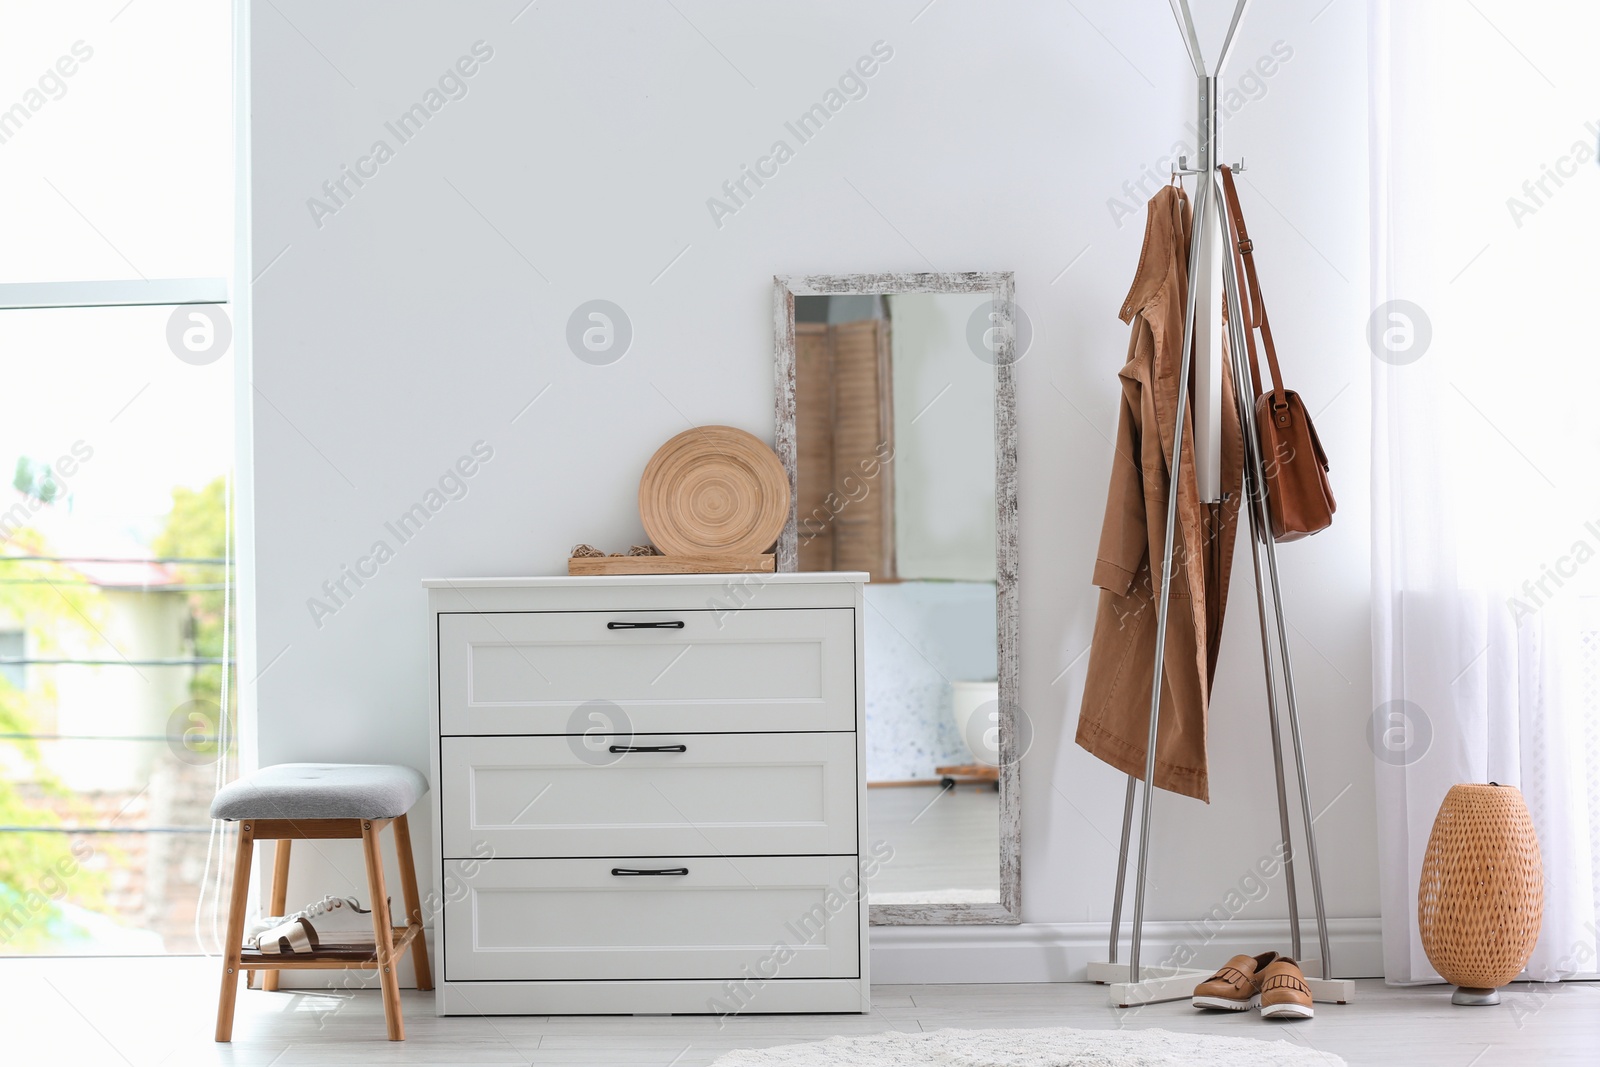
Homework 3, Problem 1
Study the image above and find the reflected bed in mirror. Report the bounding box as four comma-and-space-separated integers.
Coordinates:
774, 273, 1019, 925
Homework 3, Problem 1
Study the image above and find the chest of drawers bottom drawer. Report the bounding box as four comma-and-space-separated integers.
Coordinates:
442, 855, 861, 982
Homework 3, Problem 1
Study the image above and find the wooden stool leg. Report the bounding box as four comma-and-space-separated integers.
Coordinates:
261, 839, 292, 992
361, 819, 404, 1041
391, 813, 433, 991
215, 821, 255, 1042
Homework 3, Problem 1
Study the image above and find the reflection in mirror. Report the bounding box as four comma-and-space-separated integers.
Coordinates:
793, 291, 1000, 908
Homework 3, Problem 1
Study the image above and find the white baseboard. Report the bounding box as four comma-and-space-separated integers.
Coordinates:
273, 920, 1385, 991
869, 918, 1384, 985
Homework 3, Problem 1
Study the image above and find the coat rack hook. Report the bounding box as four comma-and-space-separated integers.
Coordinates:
1172, 155, 1206, 178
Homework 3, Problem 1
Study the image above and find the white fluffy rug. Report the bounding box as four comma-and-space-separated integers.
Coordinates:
710, 1026, 1346, 1066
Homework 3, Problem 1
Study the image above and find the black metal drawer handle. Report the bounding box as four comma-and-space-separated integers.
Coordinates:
606, 620, 685, 630
608, 744, 687, 754
611, 867, 689, 877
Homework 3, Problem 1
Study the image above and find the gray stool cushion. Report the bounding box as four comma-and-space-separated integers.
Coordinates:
210, 763, 428, 821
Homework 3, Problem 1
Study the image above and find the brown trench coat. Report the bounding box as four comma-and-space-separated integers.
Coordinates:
1074, 185, 1244, 803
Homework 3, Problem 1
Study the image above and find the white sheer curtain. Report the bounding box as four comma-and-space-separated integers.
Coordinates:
1370, 0, 1600, 983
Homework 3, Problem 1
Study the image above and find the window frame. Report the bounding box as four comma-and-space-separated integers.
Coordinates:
0, 278, 226, 311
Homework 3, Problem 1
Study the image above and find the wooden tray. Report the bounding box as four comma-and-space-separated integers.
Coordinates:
567, 553, 775, 576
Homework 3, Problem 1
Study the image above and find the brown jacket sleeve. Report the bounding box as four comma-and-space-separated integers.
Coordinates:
1092, 333, 1148, 596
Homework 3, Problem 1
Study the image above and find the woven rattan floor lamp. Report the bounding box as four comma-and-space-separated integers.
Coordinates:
1417, 783, 1544, 1005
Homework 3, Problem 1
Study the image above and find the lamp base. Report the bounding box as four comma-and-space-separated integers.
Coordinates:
1451, 986, 1501, 1006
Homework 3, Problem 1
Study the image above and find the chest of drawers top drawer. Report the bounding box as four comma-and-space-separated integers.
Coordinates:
437, 606, 857, 735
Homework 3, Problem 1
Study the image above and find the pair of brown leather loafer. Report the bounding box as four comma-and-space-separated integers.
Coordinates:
1191, 951, 1314, 1019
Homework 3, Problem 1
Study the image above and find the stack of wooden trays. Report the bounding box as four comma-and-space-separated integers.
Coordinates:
568, 426, 787, 575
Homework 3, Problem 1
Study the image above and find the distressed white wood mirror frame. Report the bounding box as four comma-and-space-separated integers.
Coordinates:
772, 271, 1020, 925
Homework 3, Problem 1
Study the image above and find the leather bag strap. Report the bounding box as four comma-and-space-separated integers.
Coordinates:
1221, 182, 1266, 400
1219, 165, 1287, 409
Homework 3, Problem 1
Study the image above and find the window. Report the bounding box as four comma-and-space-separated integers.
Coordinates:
1371, 0, 1600, 980
0, 2, 233, 285
0, 1, 236, 956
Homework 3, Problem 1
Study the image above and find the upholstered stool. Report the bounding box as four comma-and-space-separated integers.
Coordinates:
210, 763, 432, 1041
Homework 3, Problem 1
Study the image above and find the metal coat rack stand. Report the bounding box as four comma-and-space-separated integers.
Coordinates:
1082, 0, 1355, 1008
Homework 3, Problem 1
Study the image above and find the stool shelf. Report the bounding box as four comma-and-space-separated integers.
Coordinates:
239, 924, 423, 969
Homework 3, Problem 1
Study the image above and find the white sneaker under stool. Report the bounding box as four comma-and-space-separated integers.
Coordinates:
247, 895, 390, 954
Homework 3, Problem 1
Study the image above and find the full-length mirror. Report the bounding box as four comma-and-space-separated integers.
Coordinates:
774, 273, 1019, 924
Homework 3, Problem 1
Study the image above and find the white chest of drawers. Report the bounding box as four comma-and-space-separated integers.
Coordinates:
425, 573, 869, 1016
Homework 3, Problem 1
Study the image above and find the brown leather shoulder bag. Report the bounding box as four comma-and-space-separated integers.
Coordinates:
1219, 165, 1336, 542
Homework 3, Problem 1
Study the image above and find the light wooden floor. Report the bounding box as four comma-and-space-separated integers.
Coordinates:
3, 956, 1596, 1065
867, 784, 1000, 902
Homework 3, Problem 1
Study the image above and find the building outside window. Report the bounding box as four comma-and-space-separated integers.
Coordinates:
0, 0, 236, 956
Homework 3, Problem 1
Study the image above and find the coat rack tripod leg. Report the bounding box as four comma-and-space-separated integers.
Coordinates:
1216, 178, 1303, 963
1215, 172, 1347, 1002
1258, 474, 1336, 973
1097, 0, 1217, 997
1106, 775, 1137, 965
1094, 168, 1216, 1011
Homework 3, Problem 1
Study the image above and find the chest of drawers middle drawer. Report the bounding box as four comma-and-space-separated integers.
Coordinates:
441, 732, 858, 858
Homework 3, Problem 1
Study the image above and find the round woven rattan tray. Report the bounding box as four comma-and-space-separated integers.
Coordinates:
638, 426, 789, 556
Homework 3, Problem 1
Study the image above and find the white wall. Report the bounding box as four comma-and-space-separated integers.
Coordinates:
247, 0, 1375, 978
